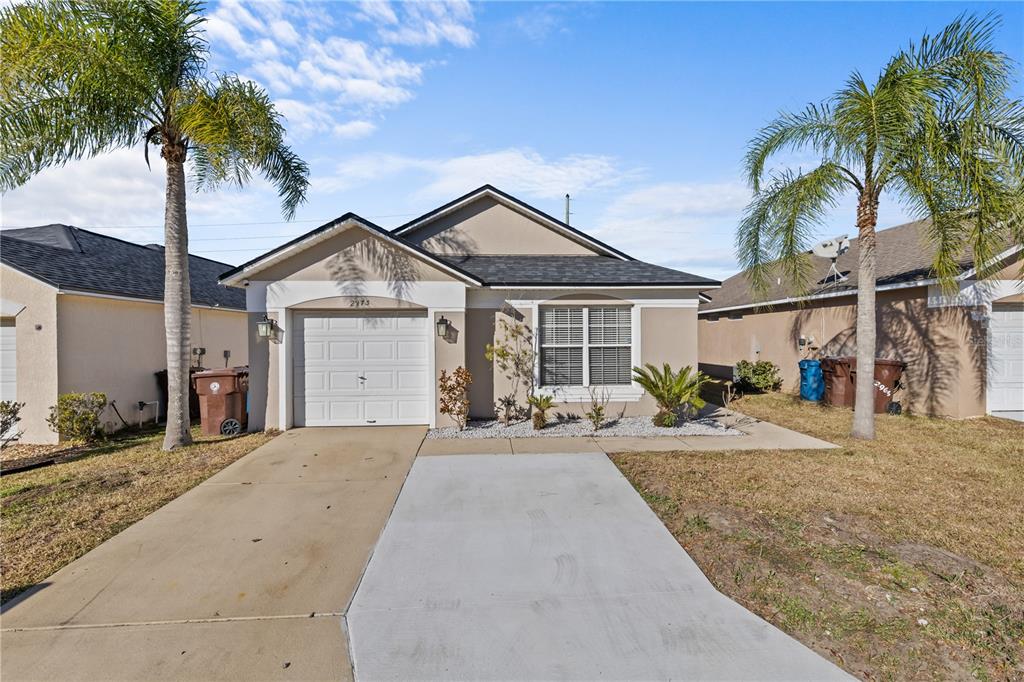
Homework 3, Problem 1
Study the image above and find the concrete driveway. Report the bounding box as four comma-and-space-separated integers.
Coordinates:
348, 453, 850, 681
1, 426, 424, 682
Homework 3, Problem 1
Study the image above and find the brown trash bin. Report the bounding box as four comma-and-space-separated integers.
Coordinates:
848, 358, 906, 414
821, 357, 855, 408
192, 368, 249, 436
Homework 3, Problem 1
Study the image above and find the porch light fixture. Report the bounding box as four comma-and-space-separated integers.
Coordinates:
256, 315, 278, 341
436, 315, 450, 338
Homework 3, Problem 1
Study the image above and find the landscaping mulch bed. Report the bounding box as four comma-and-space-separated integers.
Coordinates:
614, 392, 1024, 681
428, 415, 741, 439
0, 427, 275, 603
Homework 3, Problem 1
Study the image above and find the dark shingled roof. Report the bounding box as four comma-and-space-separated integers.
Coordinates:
701, 219, 1002, 313
437, 255, 720, 287
1, 225, 245, 310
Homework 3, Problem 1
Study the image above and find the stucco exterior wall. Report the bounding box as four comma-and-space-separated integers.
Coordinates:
256, 229, 459, 284
433, 310, 466, 428
404, 197, 598, 256
57, 295, 248, 432
698, 287, 987, 418
0, 265, 59, 443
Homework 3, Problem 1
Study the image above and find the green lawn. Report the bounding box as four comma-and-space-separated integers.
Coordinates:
614, 393, 1023, 681
1, 427, 274, 603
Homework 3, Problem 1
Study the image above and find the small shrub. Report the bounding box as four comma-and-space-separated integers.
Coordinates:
439, 367, 472, 430
632, 363, 710, 427
735, 360, 782, 393
47, 392, 107, 443
527, 394, 555, 430
584, 387, 610, 430
0, 400, 26, 448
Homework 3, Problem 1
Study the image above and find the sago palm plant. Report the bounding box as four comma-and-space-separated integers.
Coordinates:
738, 14, 1023, 440
527, 394, 555, 430
632, 364, 709, 427
0, 0, 309, 449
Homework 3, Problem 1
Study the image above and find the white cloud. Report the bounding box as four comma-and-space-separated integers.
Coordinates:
318, 148, 631, 201
593, 181, 753, 279
513, 4, 572, 42
357, 1, 476, 48
333, 120, 377, 139
1, 149, 281, 245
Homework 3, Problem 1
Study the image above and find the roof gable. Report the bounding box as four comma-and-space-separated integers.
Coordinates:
218, 214, 483, 286
392, 185, 633, 260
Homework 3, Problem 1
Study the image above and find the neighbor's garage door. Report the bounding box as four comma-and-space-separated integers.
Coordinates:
988, 302, 1024, 414
0, 322, 15, 402
293, 312, 429, 426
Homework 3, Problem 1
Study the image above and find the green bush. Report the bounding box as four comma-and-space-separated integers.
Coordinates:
0, 400, 25, 448
527, 394, 555, 430
47, 392, 107, 443
735, 360, 782, 393
632, 363, 709, 427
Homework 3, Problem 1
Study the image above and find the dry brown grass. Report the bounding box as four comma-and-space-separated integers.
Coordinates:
613, 393, 1024, 681
1, 427, 274, 603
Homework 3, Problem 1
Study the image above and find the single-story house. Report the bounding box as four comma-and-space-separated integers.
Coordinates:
1, 225, 249, 443
219, 185, 721, 430
698, 220, 1023, 420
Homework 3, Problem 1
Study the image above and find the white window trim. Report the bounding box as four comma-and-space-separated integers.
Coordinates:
535, 303, 643, 402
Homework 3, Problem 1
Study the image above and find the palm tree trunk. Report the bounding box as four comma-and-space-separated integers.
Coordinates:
852, 194, 879, 440
162, 144, 193, 451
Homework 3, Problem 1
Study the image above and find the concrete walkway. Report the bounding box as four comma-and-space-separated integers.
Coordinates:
348, 454, 850, 680
1, 426, 424, 682
418, 405, 837, 456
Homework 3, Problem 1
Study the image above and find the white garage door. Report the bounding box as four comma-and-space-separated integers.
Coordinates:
0, 322, 15, 402
988, 303, 1024, 415
293, 312, 430, 426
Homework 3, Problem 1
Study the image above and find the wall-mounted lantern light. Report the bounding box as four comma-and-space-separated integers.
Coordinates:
436, 315, 450, 338
256, 314, 278, 341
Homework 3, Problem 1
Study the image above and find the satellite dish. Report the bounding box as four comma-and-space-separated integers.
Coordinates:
812, 234, 850, 259
813, 234, 851, 285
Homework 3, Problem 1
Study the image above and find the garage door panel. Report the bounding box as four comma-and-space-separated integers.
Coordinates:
397, 370, 427, 390
293, 312, 430, 426
397, 340, 427, 360
989, 304, 1024, 413
397, 400, 427, 420
329, 341, 360, 361
362, 371, 394, 391
364, 401, 396, 421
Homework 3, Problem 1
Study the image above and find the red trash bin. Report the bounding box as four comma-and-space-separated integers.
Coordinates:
848, 358, 905, 414
192, 368, 249, 435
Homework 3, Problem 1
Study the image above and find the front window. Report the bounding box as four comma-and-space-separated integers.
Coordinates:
539, 306, 632, 387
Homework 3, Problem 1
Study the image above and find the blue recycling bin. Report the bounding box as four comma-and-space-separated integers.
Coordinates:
799, 359, 825, 401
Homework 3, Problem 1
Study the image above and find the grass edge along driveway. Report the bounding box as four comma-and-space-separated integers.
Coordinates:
614, 393, 1024, 681
1, 427, 275, 603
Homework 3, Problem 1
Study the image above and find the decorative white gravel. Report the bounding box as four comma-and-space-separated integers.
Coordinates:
427, 415, 743, 439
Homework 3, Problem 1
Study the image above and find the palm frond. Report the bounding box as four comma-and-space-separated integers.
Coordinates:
177, 75, 309, 218
737, 163, 850, 299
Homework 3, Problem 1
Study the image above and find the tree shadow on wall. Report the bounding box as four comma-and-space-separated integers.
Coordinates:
788, 299, 986, 416
325, 231, 472, 302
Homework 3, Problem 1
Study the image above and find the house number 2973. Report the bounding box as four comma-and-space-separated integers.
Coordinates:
349, 298, 371, 307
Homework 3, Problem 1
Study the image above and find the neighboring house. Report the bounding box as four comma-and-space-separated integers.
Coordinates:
699, 220, 1023, 420
219, 185, 720, 430
0, 225, 248, 443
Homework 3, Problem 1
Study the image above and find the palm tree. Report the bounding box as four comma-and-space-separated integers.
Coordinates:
738, 14, 1023, 439
0, 0, 309, 450
632, 363, 709, 427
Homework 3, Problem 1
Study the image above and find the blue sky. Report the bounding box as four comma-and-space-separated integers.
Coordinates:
2, 1, 1022, 280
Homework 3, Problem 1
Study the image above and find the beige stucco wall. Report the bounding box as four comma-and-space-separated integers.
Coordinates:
57, 295, 248, 433
0, 265, 59, 443
698, 287, 987, 418
466, 303, 699, 420
256, 228, 459, 284
404, 197, 598, 256
434, 310, 466, 427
